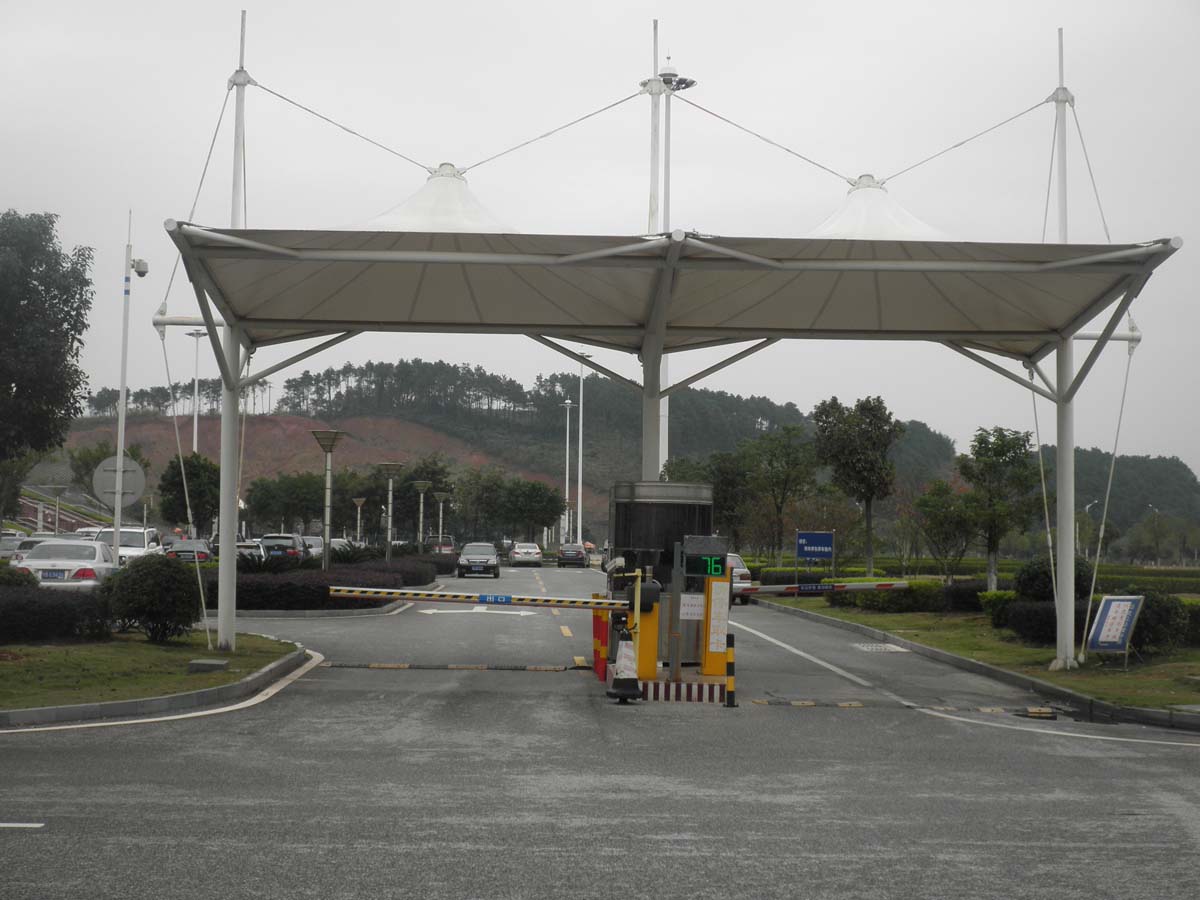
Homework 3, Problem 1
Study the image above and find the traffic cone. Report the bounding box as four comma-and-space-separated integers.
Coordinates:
606, 624, 640, 704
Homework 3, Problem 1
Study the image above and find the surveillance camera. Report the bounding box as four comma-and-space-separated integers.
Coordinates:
133, 259, 149, 278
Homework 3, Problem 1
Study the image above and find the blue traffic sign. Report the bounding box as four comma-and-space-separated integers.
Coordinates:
477, 594, 513, 605
1086, 596, 1144, 653
795, 531, 835, 560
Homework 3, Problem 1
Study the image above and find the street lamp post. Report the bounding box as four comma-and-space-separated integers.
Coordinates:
186, 329, 206, 453
576, 354, 590, 545
433, 491, 450, 550
353, 497, 366, 544
414, 481, 433, 554
562, 398, 572, 545
1080, 499, 1100, 559
379, 463, 403, 562
112, 213, 149, 561
311, 431, 343, 572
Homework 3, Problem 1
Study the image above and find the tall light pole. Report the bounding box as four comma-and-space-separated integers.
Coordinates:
562, 398, 572, 544
112, 212, 149, 561
1148, 503, 1162, 565
311, 431, 343, 572
1080, 499, 1099, 559
414, 481, 433, 554
186, 329, 206, 453
433, 491, 450, 548
353, 497, 366, 544
380, 463, 403, 561
576, 353, 590, 544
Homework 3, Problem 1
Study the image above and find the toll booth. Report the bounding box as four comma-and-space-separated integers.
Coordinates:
607, 481, 713, 667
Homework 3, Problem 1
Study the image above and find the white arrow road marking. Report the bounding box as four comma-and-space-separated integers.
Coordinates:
418, 607, 537, 617
0, 823, 45, 829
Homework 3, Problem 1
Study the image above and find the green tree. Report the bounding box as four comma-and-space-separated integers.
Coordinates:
0, 451, 41, 520
158, 454, 220, 536
915, 480, 976, 584
812, 396, 905, 575
503, 478, 564, 541
957, 427, 1040, 591
0, 211, 94, 471
741, 425, 817, 563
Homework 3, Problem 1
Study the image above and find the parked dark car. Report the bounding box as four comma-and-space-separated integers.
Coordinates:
259, 534, 310, 560
166, 539, 214, 562
557, 543, 588, 567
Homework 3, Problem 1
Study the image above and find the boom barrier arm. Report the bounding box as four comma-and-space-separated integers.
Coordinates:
329, 586, 626, 611
740, 581, 910, 598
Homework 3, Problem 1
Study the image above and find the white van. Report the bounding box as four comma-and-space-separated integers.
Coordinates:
95, 527, 163, 565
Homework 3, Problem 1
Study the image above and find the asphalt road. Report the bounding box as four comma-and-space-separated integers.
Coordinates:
3, 564, 1200, 899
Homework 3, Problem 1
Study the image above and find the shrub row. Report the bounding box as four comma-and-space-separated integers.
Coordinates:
822, 580, 975, 614
1004, 590, 1189, 655
0, 587, 113, 642
204, 558, 436, 610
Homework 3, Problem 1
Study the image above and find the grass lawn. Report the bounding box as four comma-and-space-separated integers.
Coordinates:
770, 596, 1200, 710
0, 631, 298, 711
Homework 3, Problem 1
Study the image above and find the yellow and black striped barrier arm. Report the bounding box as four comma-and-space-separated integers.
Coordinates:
329, 586, 627, 611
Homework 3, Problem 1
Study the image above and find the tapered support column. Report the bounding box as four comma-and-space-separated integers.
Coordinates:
641, 347, 662, 481
1051, 337, 1077, 670
216, 325, 242, 651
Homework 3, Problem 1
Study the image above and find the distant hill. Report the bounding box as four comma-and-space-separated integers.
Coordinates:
62, 357, 1199, 537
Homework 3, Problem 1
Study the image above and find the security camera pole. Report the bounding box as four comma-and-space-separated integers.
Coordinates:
112, 211, 149, 561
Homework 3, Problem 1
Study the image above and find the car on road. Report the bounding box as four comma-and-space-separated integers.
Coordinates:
302, 536, 324, 559
12, 537, 50, 563
429, 534, 455, 554
236, 540, 265, 560
95, 527, 164, 565
457, 542, 501, 578
75, 527, 101, 540
12, 539, 118, 590
329, 538, 353, 556
0, 535, 24, 561
509, 542, 543, 567
166, 539, 214, 562
557, 543, 588, 567
259, 534, 309, 560
729, 553, 752, 604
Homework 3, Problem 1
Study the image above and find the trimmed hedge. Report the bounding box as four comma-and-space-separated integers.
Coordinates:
1005, 590, 1188, 655
204, 558, 436, 611
1014, 556, 1093, 604
0, 566, 39, 589
980, 590, 1018, 628
1185, 602, 1200, 647
0, 586, 112, 642
102, 555, 199, 643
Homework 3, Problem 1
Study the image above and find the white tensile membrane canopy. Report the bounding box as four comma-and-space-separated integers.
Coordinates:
173, 154, 1179, 677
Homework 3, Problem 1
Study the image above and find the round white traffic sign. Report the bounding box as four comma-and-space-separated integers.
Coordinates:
92, 455, 146, 509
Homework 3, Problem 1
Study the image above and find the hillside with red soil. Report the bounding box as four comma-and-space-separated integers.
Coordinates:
67, 414, 608, 526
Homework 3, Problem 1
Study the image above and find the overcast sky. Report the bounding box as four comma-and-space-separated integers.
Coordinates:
4, 0, 1198, 476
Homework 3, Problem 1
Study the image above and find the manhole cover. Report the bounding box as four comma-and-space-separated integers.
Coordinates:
852, 642, 910, 653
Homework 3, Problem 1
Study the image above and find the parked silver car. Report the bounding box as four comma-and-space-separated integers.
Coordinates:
13, 539, 118, 590
729, 553, 753, 604
0, 536, 24, 561
510, 543, 543, 567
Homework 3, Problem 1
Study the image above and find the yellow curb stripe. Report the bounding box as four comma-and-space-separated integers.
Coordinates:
837, 702, 864, 708
573, 656, 587, 667
790, 700, 817, 707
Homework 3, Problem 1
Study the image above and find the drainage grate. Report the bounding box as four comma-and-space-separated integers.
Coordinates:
852, 642, 910, 653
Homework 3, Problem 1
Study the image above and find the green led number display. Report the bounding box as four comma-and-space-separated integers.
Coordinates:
685, 554, 725, 577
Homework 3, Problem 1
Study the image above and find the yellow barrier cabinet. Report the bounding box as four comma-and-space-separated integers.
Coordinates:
700, 571, 732, 676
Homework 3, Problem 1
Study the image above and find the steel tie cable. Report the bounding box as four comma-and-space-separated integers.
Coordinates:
254, 81, 432, 172
461, 91, 643, 172
1071, 106, 1113, 242
673, 93, 852, 184
882, 99, 1050, 184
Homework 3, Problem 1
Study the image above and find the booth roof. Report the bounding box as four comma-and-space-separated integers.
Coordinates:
168, 220, 1178, 363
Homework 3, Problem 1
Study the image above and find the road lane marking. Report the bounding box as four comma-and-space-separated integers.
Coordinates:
0, 823, 45, 828
0, 651, 325, 735
417, 608, 537, 617
550, 609, 560, 616
919, 708, 1200, 749
728, 621, 873, 687
573, 655, 587, 667
560, 625, 573, 638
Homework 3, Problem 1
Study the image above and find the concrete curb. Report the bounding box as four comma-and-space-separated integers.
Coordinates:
0, 645, 309, 728
753, 598, 1200, 733
201, 599, 410, 619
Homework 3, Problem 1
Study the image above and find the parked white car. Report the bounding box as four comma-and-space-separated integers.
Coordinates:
94, 527, 163, 565
13, 539, 118, 590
